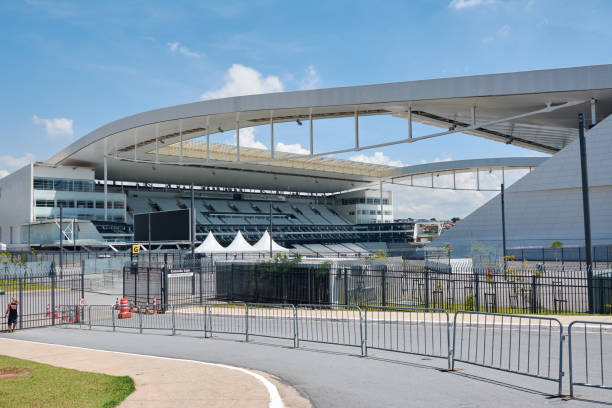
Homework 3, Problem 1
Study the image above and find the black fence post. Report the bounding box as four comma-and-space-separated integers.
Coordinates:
51, 267, 56, 327
381, 268, 387, 307
199, 266, 203, 304
424, 270, 430, 309
18, 278, 23, 330
474, 272, 480, 312
80, 263, 85, 300
162, 265, 169, 306
345, 269, 350, 306
146, 267, 150, 305
531, 274, 538, 314
230, 263, 234, 302
309, 267, 314, 304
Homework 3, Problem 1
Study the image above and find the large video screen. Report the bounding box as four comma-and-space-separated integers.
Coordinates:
134, 209, 191, 242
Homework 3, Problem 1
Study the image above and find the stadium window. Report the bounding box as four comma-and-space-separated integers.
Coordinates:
57, 200, 74, 208
113, 201, 124, 209
33, 178, 54, 190
95, 201, 105, 209
54, 179, 71, 191
35, 200, 54, 208
76, 200, 88, 208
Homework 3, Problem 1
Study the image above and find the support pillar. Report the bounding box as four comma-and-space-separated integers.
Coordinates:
354, 107, 359, 151
309, 109, 313, 155
236, 115, 240, 162
103, 156, 108, 221
501, 183, 507, 271
270, 112, 274, 159
578, 113, 594, 313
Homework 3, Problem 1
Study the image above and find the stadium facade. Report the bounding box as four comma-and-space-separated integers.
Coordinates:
1, 64, 610, 255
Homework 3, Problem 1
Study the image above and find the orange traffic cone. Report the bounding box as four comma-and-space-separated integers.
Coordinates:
68, 310, 75, 323
46, 304, 51, 318
153, 297, 157, 314
54, 305, 59, 318
61, 310, 67, 322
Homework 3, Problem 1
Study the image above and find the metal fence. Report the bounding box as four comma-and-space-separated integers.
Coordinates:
568, 321, 612, 397
214, 263, 612, 315
452, 311, 565, 394
0, 270, 83, 331
73, 303, 612, 398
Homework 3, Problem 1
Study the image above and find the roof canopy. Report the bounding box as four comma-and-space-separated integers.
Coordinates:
44, 64, 612, 193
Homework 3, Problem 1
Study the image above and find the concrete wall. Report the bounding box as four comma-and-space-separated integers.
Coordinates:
0, 164, 32, 244
430, 114, 612, 257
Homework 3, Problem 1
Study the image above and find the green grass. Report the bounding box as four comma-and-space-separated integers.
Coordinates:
0, 279, 52, 292
0, 355, 134, 408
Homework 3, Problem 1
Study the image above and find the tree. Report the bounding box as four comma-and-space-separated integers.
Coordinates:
550, 241, 563, 248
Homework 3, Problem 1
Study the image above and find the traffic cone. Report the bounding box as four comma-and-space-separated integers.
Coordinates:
54, 305, 59, 319
153, 297, 157, 314
46, 304, 51, 318
61, 309, 67, 322
68, 310, 75, 323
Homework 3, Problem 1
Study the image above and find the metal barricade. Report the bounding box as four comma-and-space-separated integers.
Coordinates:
365, 306, 451, 368
452, 311, 564, 395
568, 321, 612, 397
205, 302, 247, 338
246, 303, 297, 346
296, 304, 363, 354
173, 303, 206, 333
87, 305, 116, 330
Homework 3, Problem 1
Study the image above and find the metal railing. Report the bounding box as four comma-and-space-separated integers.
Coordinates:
295, 304, 364, 354
568, 321, 612, 397
365, 306, 451, 367
71, 304, 612, 399
452, 311, 564, 395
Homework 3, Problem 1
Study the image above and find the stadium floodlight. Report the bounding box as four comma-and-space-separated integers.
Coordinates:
296, 118, 302, 126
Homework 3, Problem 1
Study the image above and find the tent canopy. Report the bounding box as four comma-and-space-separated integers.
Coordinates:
194, 231, 226, 253
225, 230, 257, 252
252, 230, 289, 252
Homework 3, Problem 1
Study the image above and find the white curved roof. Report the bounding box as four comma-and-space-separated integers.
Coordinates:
43, 64, 612, 193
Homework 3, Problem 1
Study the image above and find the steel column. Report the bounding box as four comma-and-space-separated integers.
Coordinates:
578, 113, 594, 313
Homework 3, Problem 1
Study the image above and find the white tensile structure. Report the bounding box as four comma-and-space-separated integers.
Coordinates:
224, 230, 257, 253
431, 114, 612, 257
252, 230, 289, 253
194, 231, 226, 253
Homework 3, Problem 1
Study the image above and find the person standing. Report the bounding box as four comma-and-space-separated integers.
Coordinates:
4, 297, 18, 332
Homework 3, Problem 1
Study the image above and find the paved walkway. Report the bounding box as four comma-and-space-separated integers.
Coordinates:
0, 338, 310, 408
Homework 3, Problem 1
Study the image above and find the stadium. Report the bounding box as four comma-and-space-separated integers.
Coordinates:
2, 64, 612, 406
4, 64, 609, 257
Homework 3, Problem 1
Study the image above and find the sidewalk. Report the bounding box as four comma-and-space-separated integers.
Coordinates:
0, 338, 310, 408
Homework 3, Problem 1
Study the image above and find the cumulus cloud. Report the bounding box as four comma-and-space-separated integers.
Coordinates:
350, 151, 403, 167
237, 127, 267, 149
482, 24, 511, 43
300, 65, 320, 90
0, 153, 35, 178
448, 0, 495, 9
33, 115, 73, 139
168, 41, 201, 58
276, 142, 309, 155
201, 64, 283, 100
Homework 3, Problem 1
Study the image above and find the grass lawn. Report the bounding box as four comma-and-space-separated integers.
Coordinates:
0, 355, 134, 408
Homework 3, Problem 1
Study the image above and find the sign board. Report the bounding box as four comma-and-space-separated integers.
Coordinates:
168, 272, 194, 278
131, 244, 140, 255
79, 298, 86, 307
134, 209, 191, 242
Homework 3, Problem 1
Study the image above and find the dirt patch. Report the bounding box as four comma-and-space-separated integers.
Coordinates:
0, 367, 31, 380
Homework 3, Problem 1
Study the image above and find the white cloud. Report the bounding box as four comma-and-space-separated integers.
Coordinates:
276, 142, 309, 155
32, 115, 73, 139
238, 127, 267, 149
449, 0, 495, 9
168, 41, 201, 58
0, 153, 35, 178
201, 64, 283, 100
350, 151, 403, 167
300, 65, 320, 90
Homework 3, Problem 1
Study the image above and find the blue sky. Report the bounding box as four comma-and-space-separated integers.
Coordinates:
1, 0, 611, 218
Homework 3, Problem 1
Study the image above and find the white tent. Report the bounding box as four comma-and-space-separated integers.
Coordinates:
252, 230, 289, 252
225, 230, 257, 253
0, 242, 6, 251
194, 231, 226, 253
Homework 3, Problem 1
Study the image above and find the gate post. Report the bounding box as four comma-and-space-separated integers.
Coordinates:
162, 266, 169, 306
139, 310, 143, 334
171, 305, 176, 336
88, 306, 92, 330
51, 265, 56, 327
112, 306, 116, 332
81, 260, 85, 300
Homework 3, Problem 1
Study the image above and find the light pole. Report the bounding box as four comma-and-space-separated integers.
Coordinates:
578, 113, 594, 313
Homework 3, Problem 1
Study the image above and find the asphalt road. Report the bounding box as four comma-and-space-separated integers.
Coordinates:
4, 324, 611, 407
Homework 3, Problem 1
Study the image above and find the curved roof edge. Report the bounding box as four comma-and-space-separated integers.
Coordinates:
47, 64, 612, 165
